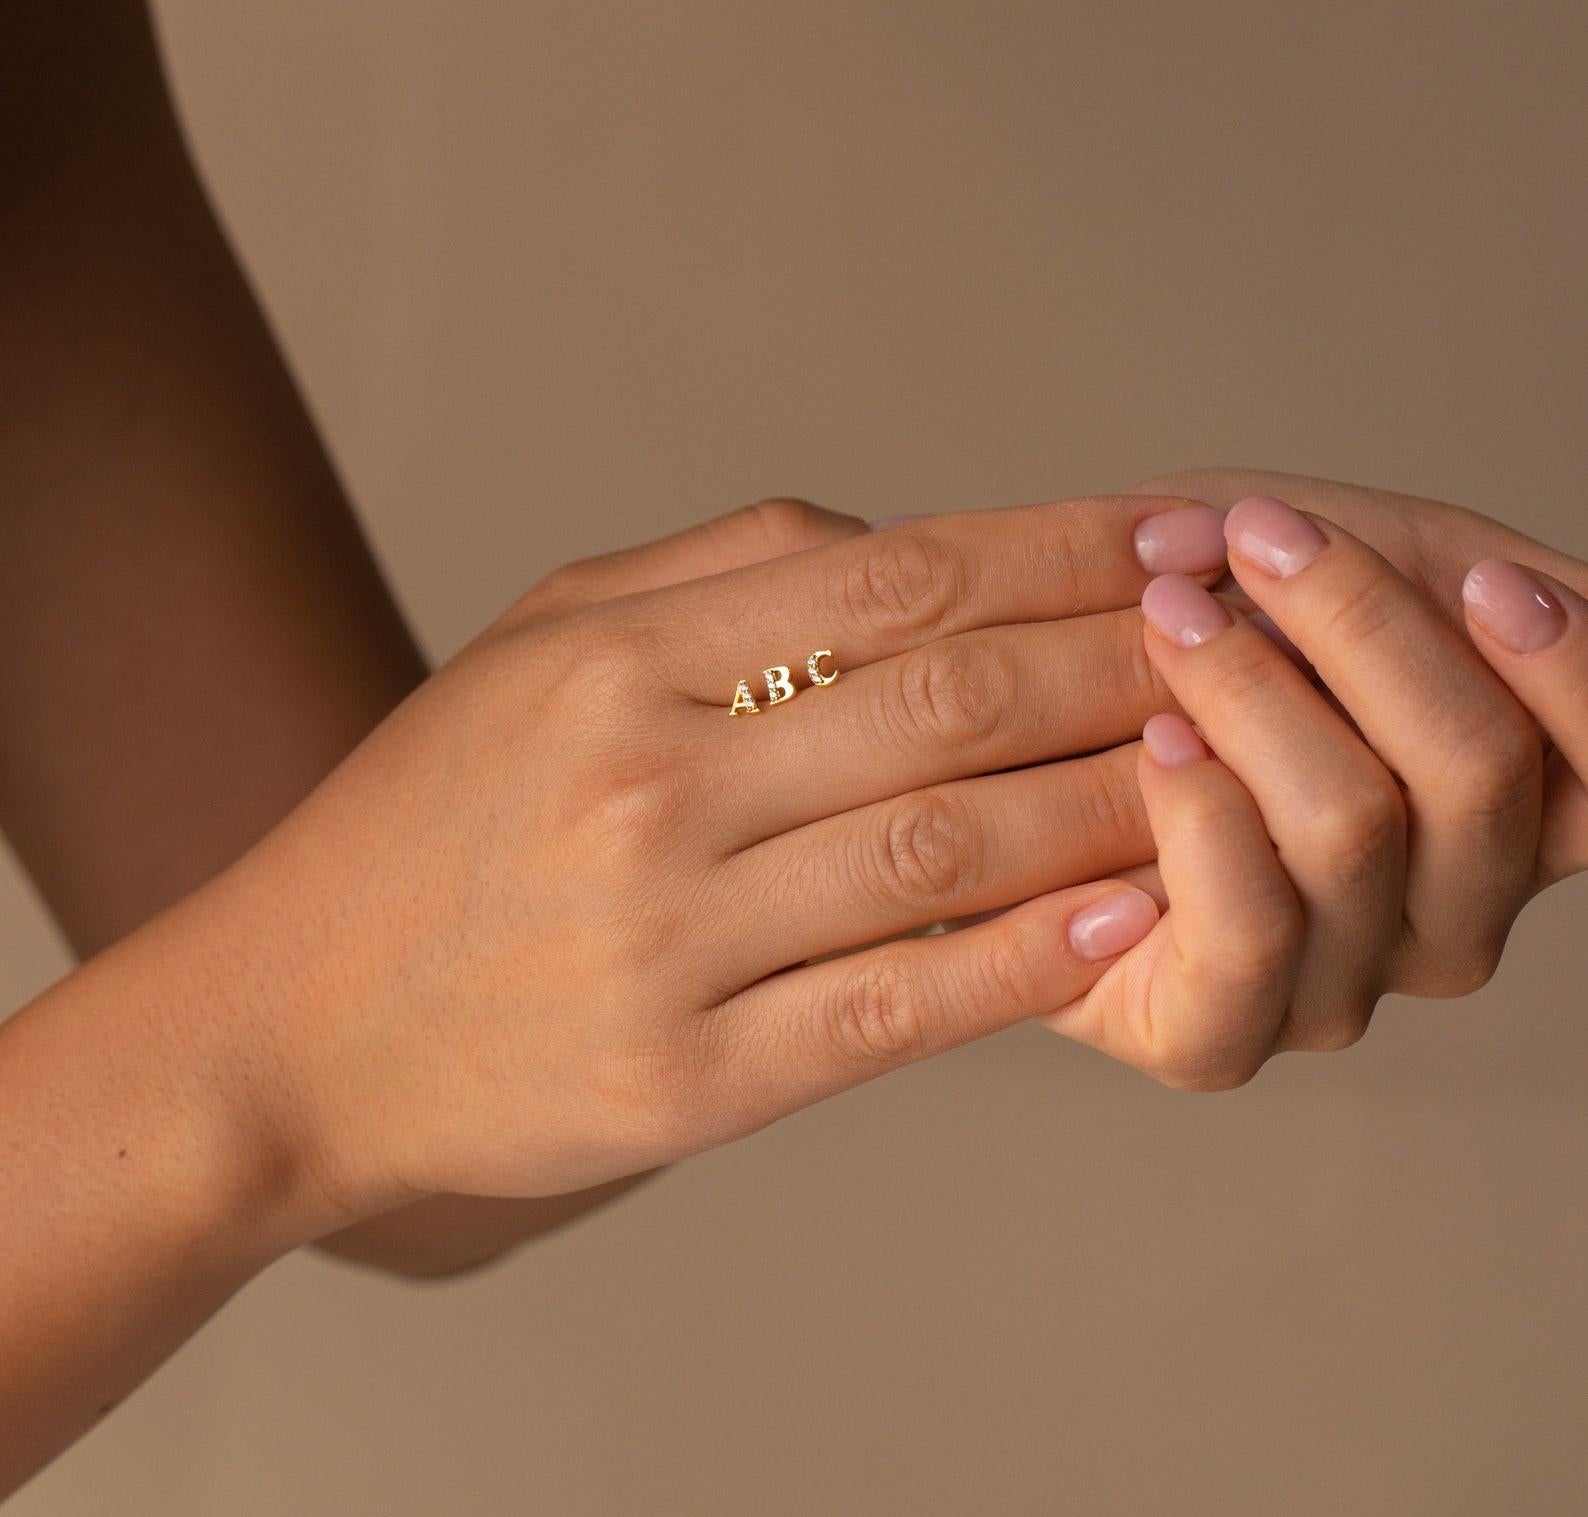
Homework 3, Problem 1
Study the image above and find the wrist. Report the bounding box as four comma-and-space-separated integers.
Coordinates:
0, 892, 354, 1490
5, 883, 359, 1264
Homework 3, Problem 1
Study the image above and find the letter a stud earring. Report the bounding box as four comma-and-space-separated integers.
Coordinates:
729, 649, 840, 715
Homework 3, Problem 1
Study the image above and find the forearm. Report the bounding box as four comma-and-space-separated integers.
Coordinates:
0, 3, 425, 945
0, 4, 641, 1274
0, 890, 336, 1498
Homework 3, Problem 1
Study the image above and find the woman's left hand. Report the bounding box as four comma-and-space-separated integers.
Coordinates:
1040, 496, 1561, 1088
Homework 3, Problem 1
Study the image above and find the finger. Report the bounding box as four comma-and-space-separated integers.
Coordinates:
721, 744, 1152, 977
1137, 574, 1406, 1047
514, 498, 867, 620
1042, 716, 1305, 1086
712, 608, 1171, 841
707, 881, 1159, 1124
655, 496, 1227, 700
1462, 558, 1588, 883
1224, 497, 1543, 994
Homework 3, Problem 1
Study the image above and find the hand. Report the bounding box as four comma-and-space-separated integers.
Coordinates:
208, 492, 1227, 1214
1037, 496, 1555, 1088
1461, 557, 1588, 882
1129, 465, 1588, 886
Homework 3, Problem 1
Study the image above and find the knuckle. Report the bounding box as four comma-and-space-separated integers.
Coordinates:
1438, 715, 1541, 825
1216, 933, 1294, 1001
506, 560, 600, 624
1293, 1000, 1377, 1052
577, 738, 696, 848
1397, 935, 1504, 1000
873, 788, 982, 908
1205, 637, 1285, 713
833, 952, 927, 1066
1069, 751, 1151, 860
598, 1038, 715, 1155
887, 637, 1010, 752
836, 530, 964, 643
1153, 1041, 1266, 1094
1122, 618, 1173, 711
1026, 511, 1086, 619
733, 497, 839, 555
1126, 465, 1245, 498
1314, 573, 1402, 650
974, 920, 1046, 1015
1309, 778, 1405, 890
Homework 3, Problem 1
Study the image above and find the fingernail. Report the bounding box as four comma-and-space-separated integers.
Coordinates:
1142, 713, 1209, 768
870, 514, 930, 531
1248, 611, 1313, 675
1462, 558, 1567, 653
1133, 505, 1228, 575
1224, 496, 1326, 578
1141, 574, 1233, 648
1068, 889, 1159, 962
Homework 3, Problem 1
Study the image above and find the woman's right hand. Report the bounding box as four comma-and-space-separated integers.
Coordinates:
193, 493, 1226, 1223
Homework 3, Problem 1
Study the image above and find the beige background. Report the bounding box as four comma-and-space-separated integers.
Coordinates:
8, 1, 1588, 1512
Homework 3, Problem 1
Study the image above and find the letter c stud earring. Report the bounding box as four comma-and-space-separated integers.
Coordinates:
807, 649, 839, 686
729, 650, 839, 715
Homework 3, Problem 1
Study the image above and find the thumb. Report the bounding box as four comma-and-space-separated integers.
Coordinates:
1462, 558, 1588, 885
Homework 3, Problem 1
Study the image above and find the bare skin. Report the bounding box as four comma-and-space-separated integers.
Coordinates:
0, 1, 644, 1280
1, 484, 1235, 1493
3, 6, 1587, 1504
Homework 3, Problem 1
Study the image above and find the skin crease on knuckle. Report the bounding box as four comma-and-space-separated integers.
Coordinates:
1297, 775, 1406, 898
1393, 927, 1506, 1002
834, 952, 928, 1067
731, 497, 841, 556
1073, 751, 1153, 866
1284, 999, 1376, 1055
875, 788, 982, 913
836, 528, 965, 645
1432, 705, 1543, 828
1150, 1032, 1268, 1095
889, 637, 1011, 754
1024, 509, 1087, 620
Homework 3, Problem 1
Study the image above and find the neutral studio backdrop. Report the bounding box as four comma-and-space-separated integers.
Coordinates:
7, 2, 1587, 1512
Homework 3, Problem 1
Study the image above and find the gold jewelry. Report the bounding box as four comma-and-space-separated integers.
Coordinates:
763, 666, 796, 705
728, 650, 841, 714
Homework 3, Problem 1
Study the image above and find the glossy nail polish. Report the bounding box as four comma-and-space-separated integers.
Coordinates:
1142, 713, 1210, 768
1133, 506, 1228, 575
1224, 496, 1326, 578
1462, 558, 1567, 653
1068, 890, 1159, 961
1140, 574, 1233, 648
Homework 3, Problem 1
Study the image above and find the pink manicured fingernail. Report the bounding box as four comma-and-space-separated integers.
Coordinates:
1248, 611, 1313, 674
1067, 889, 1159, 962
1462, 558, 1567, 653
1141, 574, 1233, 648
1142, 713, 1209, 768
1133, 505, 1228, 575
870, 514, 930, 531
1224, 496, 1326, 578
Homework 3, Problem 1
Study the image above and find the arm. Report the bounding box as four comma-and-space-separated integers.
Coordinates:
2, 490, 1210, 1493
0, 2, 625, 1277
